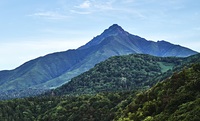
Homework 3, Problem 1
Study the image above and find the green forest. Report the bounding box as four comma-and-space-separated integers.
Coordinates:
0, 62, 199, 120
53, 54, 183, 95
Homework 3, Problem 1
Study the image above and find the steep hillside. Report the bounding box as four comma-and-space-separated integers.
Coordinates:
0, 49, 91, 89
115, 63, 200, 121
0, 24, 198, 99
53, 54, 183, 95
0, 63, 199, 121
52, 54, 200, 96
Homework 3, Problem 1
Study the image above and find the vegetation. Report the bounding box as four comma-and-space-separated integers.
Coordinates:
52, 54, 200, 96
0, 91, 136, 121
0, 63, 199, 120
53, 54, 183, 95
115, 63, 200, 121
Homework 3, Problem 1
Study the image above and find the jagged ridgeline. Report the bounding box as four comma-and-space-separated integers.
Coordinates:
0, 62, 199, 120
52, 53, 200, 96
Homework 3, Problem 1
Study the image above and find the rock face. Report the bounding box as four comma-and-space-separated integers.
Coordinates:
0, 24, 198, 98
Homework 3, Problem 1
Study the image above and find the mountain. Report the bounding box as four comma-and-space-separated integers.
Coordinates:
0, 24, 198, 99
52, 53, 200, 96
79, 24, 197, 57
0, 62, 199, 120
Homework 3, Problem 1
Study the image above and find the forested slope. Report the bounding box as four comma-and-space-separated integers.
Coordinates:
116, 63, 200, 121
53, 54, 200, 96
0, 63, 199, 121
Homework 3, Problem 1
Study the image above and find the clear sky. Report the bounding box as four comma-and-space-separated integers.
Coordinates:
0, 0, 200, 70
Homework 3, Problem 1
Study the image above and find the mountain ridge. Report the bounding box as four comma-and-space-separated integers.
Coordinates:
0, 24, 198, 99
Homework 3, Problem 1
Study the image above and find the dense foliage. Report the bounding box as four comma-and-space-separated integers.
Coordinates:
54, 54, 183, 95
116, 63, 200, 121
0, 88, 48, 100
0, 91, 136, 121
0, 62, 199, 120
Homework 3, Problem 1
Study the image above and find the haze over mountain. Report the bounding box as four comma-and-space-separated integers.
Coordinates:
0, 24, 198, 99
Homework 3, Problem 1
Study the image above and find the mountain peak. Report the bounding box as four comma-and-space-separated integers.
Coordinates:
78, 24, 127, 50
106, 24, 125, 34
108, 24, 123, 30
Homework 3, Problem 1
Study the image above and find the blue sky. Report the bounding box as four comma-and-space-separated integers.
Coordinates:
0, 0, 200, 70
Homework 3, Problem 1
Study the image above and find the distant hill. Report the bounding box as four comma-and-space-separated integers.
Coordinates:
52, 54, 200, 96
0, 24, 198, 99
